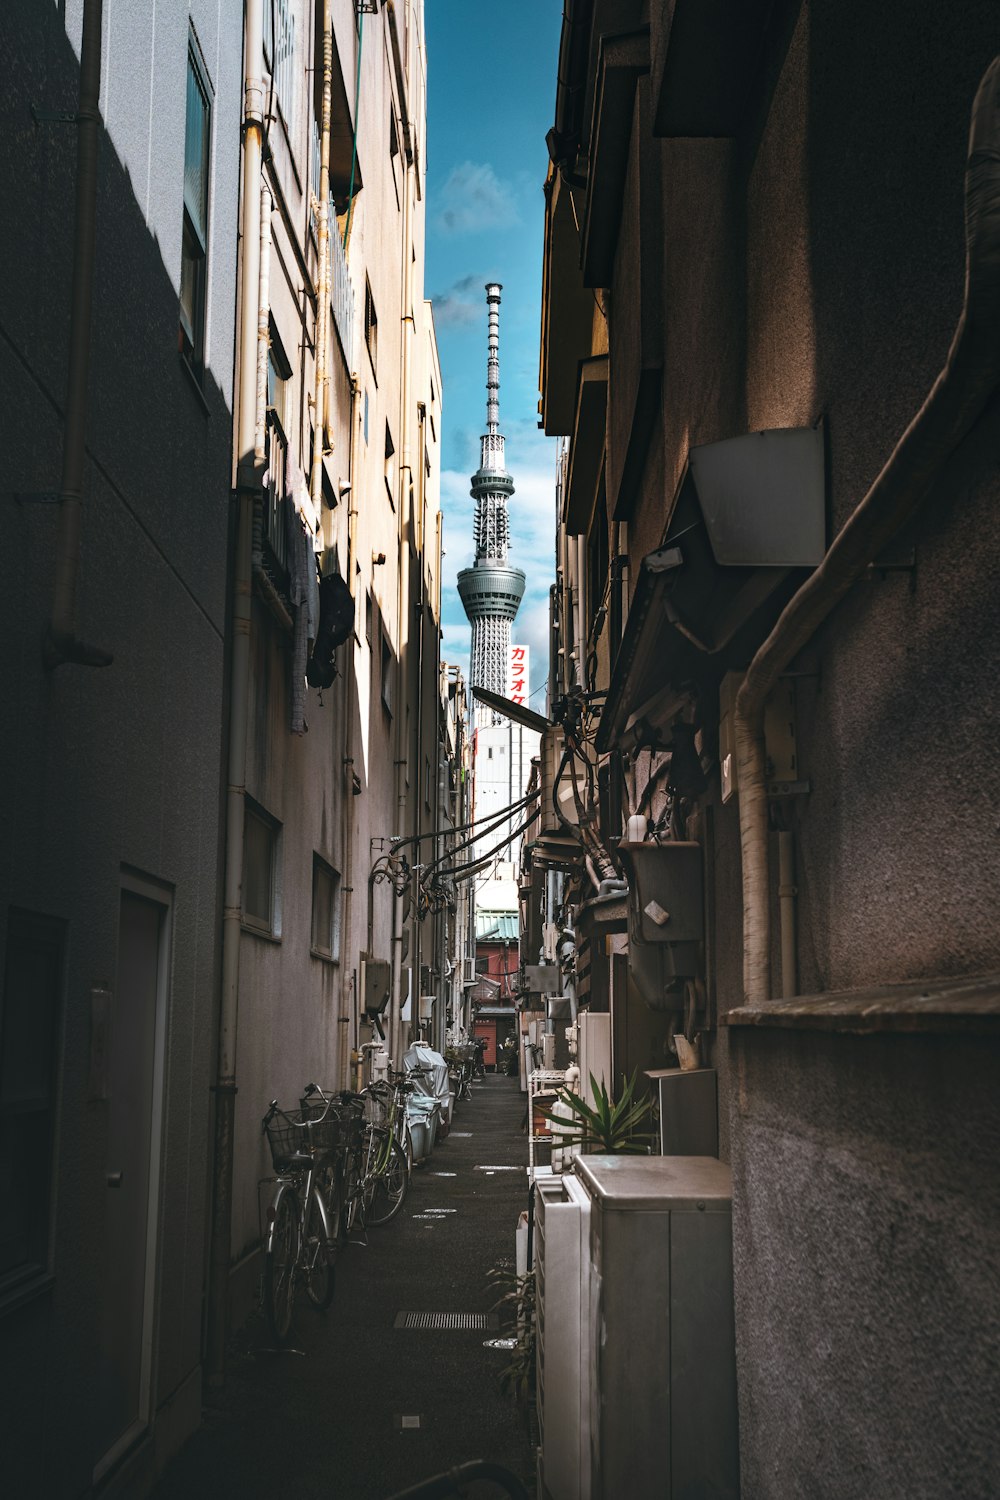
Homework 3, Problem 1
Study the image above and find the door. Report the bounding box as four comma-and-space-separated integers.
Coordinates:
94, 879, 170, 1479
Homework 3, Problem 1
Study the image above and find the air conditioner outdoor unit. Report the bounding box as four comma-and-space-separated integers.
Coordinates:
535, 1173, 592, 1500
578, 1156, 739, 1499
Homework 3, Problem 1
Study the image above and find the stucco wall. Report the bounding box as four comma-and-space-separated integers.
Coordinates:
730, 1028, 1000, 1499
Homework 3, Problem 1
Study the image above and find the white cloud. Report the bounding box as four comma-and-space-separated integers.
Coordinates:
432, 273, 492, 329
435, 161, 520, 235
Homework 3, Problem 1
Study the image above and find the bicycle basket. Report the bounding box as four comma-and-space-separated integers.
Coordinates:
263, 1113, 307, 1170
300, 1103, 341, 1156
264, 1107, 341, 1169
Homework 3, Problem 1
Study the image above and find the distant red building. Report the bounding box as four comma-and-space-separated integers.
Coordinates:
470, 910, 518, 1069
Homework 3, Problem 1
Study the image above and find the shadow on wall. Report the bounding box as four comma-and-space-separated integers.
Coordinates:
0, 2, 234, 1495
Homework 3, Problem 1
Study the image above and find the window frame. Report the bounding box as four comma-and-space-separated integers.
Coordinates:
310, 856, 341, 962
380, 629, 394, 717
180, 35, 213, 377
242, 799, 283, 940
364, 279, 378, 375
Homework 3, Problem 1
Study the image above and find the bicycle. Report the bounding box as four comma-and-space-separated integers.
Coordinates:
369, 1064, 432, 1172
305, 1082, 408, 1234
260, 1094, 341, 1345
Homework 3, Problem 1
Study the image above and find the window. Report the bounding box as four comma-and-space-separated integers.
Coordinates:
264, 0, 297, 126
243, 801, 282, 937
384, 423, 396, 505
263, 326, 291, 582
380, 630, 393, 716
180, 42, 211, 374
365, 279, 378, 373
363, 388, 369, 445
0, 909, 64, 1292
365, 589, 373, 644
311, 857, 341, 960
424, 756, 432, 811
389, 109, 399, 160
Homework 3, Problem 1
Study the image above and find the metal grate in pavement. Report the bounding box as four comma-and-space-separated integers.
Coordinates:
393, 1311, 498, 1331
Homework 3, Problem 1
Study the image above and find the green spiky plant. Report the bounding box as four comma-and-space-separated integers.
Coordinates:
543, 1070, 654, 1154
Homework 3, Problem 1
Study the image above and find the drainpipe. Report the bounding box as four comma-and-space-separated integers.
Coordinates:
392, 32, 416, 1061
310, 0, 333, 515
734, 57, 1000, 1007
340, 380, 361, 1090
254, 183, 272, 463
207, 0, 264, 1385
44, 0, 112, 670
777, 830, 797, 999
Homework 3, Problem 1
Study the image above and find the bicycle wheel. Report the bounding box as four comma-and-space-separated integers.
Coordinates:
365, 1136, 409, 1226
263, 1186, 299, 1344
340, 1142, 363, 1239
303, 1185, 335, 1310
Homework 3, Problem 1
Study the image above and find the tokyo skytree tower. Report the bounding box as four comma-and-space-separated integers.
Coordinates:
457, 284, 526, 726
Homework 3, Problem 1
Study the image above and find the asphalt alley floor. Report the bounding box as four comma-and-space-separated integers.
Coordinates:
152, 1074, 534, 1500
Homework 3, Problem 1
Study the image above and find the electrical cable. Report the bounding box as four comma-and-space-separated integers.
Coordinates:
426, 815, 533, 885
374, 787, 539, 867
420, 788, 540, 879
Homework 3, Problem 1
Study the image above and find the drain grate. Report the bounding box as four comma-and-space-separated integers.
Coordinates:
394, 1311, 498, 1331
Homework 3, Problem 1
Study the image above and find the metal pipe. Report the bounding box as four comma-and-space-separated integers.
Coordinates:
392, 35, 416, 1057
735, 57, 1000, 1006
207, 0, 264, 1386
254, 183, 272, 462
309, 0, 333, 514
45, 0, 112, 670
777, 830, 797, 999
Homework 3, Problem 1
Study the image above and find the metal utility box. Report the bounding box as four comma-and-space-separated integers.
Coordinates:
526, 964, 561, 994
575, 1156, 739, 1500
577, 1010, 611, 1097
689, 426, 826, 568
535, 1173, 593, 1500
646, 1067, 719, 1157
617, 840, 703, 945
362, 958, 391, 1017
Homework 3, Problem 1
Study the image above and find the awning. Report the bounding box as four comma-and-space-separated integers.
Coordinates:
582, 28, 650, 288
564, 356, 609, 532
476, 912, 519, 942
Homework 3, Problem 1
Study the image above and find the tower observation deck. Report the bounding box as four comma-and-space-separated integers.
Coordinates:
457, 284, 525, 726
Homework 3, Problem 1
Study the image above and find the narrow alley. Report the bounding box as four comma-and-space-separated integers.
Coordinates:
153, 1077, 533, 1500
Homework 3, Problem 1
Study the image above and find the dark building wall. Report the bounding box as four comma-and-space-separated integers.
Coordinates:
580, 0, 1000, 1489
0, 1, 238, 1489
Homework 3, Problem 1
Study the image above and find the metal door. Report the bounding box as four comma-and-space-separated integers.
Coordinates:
94, 881, 169, 1479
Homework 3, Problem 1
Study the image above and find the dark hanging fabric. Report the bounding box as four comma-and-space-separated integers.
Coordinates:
307, 571, 354, 688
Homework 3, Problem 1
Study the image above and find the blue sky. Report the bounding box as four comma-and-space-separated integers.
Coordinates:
424, 0, 563, 705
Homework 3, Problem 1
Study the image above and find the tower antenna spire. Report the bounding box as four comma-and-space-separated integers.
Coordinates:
457, 285, 525, 726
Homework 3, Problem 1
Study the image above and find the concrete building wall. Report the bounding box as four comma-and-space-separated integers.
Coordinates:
0, 0, 240, 1490
225, 0, 444, 1308
540, 0, 1000, 1492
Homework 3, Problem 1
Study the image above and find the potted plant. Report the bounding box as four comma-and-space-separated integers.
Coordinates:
541, 1070, 654, 1155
